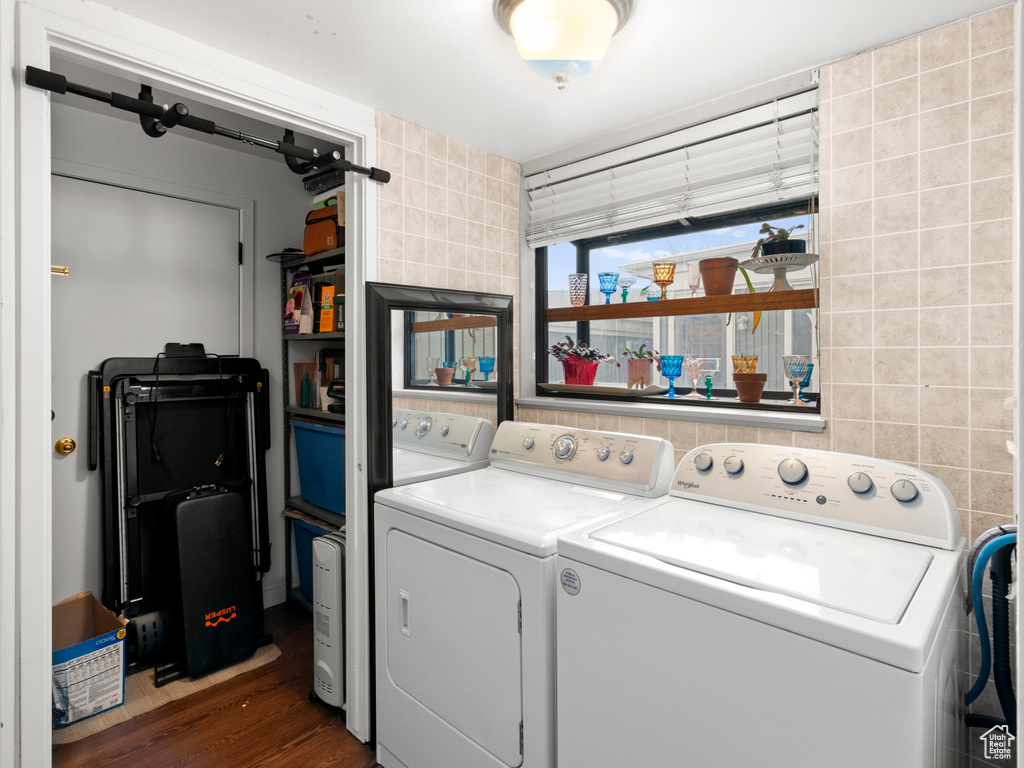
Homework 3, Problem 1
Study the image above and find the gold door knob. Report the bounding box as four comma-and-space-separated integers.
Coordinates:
55, 437, 76, 455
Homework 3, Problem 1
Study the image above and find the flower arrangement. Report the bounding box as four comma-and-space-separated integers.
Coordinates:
621, 343, 662, 372
546, 335, 619, 365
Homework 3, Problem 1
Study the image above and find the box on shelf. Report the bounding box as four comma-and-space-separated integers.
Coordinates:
293, 418, 346, 514
52, 592, 128, 727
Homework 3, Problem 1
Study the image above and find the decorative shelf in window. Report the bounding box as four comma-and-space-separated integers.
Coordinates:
545, 289, 817, 323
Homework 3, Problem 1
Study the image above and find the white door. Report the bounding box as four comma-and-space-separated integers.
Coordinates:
50, 174, 241, 604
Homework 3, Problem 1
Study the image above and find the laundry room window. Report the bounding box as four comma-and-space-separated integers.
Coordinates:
535, 204, 819, 409
526, 86, 820, 416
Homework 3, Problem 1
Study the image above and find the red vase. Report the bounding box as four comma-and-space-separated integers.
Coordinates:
562, 355, 599, 385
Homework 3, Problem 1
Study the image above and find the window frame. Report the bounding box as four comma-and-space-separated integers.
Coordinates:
533, 200, 821, 415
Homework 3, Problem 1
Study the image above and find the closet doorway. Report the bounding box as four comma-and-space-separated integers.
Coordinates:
50, 171, 244, 604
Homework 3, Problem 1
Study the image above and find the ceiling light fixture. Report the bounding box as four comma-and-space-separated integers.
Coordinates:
494, 0, 634, 90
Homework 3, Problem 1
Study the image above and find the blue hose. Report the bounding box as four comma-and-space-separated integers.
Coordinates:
965, 533, 1017, 706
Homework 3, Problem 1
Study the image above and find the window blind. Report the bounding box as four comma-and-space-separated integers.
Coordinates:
524, 89, 819, 247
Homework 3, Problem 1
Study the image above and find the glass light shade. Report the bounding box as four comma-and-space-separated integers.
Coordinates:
509, 0, 619, 89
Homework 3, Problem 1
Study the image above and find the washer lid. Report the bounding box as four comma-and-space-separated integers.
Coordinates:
590, 501, 933, 624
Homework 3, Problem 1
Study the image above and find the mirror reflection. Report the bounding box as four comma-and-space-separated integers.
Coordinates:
403, 311, 499, 392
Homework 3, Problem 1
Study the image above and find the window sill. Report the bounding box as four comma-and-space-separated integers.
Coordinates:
515, 395, 826, 433
392, 387, 496, 406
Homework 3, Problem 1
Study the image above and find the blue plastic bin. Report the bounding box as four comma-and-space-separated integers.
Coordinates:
292, 517, 330, 601
293, 419, 346, 514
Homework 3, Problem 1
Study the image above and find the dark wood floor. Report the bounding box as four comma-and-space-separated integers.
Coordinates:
54, 601, 378, 768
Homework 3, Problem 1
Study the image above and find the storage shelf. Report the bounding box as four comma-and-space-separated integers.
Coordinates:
286, 406, 345, 424
286, 496, 345, 528
545, 289, 817, 323
280, 247, 345, 272
411, 315, 498, 334
284, 331, 346, 341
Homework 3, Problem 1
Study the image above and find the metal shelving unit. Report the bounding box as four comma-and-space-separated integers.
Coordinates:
279, 243, 346, 610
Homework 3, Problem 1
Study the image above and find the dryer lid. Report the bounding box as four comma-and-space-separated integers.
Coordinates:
589, 500, 933, 624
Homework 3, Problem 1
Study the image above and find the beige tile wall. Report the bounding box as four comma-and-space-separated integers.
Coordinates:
820, 5, 1016, 544
377, 112, 521, 421
523, 8, 1016, 542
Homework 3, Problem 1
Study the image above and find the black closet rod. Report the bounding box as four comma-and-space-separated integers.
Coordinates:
24, 65, 390, 183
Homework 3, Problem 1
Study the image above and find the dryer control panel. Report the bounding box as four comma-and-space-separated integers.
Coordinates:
488, 422, 674, 496
673, 444, 961, 550
392, 409, 493, 462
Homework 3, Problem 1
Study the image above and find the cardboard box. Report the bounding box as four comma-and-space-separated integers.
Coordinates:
52, 592, 128, 727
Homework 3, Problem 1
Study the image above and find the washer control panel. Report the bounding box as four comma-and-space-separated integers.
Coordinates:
489, 422, 675, 496
672, 443, 960, 550
392, 409, 493, 462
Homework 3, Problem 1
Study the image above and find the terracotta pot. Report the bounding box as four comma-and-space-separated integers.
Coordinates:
733, 372, 768, 403
435, 367, 455, 386
626, 358, 653, 389
699, 257, 739, 296
561, 355, 599, 385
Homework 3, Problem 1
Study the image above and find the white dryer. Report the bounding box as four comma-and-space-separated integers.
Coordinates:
312, 409, 492, 709
556, 443, 965, 768
391, 408, 493, 485
374, 421, 675, 768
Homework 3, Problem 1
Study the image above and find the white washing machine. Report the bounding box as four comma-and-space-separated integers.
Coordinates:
556, 443, 965, 768
374, 421, 675, 768
391, 408, 493, 485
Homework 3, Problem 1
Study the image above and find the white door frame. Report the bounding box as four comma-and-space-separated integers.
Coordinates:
1, 2, 378, 765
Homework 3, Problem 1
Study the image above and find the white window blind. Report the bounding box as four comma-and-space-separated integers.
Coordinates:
524, 89, 819, 247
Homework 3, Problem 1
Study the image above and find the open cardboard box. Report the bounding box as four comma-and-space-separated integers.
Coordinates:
52, 592, 128, 727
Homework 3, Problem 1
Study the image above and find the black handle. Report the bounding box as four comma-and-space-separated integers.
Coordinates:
87, 370, 100, 471
25, 65, 66, 94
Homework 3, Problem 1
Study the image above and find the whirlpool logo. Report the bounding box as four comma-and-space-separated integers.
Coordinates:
677, 480, 700, 490
204, 606, 237, 628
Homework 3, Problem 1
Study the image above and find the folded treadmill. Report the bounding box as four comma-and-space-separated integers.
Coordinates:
89, 344, 272, 681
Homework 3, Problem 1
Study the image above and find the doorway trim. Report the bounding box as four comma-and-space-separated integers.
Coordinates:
3, 2, 378, 765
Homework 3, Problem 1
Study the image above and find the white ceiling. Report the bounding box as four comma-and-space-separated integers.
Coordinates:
90, 0, 1010, 163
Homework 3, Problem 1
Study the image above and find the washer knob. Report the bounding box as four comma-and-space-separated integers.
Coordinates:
523, 436, 535, 450
693, 452, 713, 471
778, 458, 808, 485
723, 456, 744, 475
400, 419, 408, 430
890, 479, 919, 503
553, 436, 577, 461
596, 446, 610, 461
440, 425, 450, 437
619, 449, 633, 465
416, 418, 431, 437
847, 472, 874, 494
392, 417, 398, 427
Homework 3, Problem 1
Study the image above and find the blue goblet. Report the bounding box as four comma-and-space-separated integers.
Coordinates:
660, 355, 683, 399
598, 272, 620, 305
798, 362, 814, 402
478, 356, 495, 382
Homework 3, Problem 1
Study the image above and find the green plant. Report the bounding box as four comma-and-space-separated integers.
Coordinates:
751, 222, 805, 258
621, 343, 662, 372
547, 335, 620, 366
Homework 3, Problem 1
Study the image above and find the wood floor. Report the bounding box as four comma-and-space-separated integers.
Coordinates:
53, 601, 378, 768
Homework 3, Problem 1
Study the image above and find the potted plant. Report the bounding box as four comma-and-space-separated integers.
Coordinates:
621, 344, 661, 389
547, 335, 619, 385
751, 222, 806, 258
